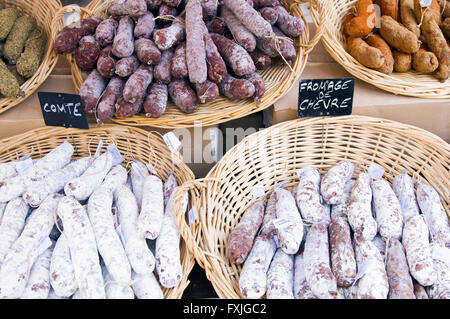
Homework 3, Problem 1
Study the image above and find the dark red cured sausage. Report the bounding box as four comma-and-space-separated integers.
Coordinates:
249, 49, 272, 70
154, 48, 173, 84
79, 69, 107, 114
54, 18, 102, 54
153, 18, 185, 51
170, 42, 188, 78
158, 4, 178, 20
162, 0, 182, 7
227, 199, 265, 264
135, 38, 162, 65
257, 26, 297, 61
97, 45, 116, 78
218, 74, 255, 100
245, 72, 265, 100
195, 80, 219, 103
185, 0, 208, 84
253, 0, 279, 7
146, 0, 162, 11
115, 96, 144, 118
112, 16, 135, 58
95, 17, 119, 47
204, 32, 228, 83
221, 6, 256, 52
206, 17, 226, 34
200, 0, 218, 19
144, 82, 168, 118
97, 76, 125, 123
123, 64, 154, 103
274, 4, 305, 37
75, 35, 101, 71
107, 0, 147, 18
168, 79, 199, 114
259, 7, 278, 25
134, 12, 156, 39
115, 55, 140, 77
210, 33, 256, 76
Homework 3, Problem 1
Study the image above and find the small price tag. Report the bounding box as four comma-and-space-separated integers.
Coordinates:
19, 155, 30, 161
273, 235, 280, 249
272, 218, 293, 230
146, 163, 158, 175
107, 144, 124, 166
368, 163, 385, 181
275, 181, 285, 189
163, 131, 181, 153
420, 0, 432, 6
38, 92, 89, 130
65, 243, 72, 262
15, 157, 33, 173
132, 161, 147, 178
35, 235, 53, 255
296, 168, 307, 179
298, 78, 354, 118
188, 207, 198, 226
252, 186, 265, 199
94, 140, 103, 159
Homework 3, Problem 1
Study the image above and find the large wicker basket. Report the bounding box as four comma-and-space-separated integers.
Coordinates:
50, 0, 323, 129
0, 125, 196, 299
173, 115, 450, 299
0, 0, 62, 115
309, 0, 450, 99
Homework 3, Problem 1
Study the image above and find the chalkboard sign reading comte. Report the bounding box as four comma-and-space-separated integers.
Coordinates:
38, 92, 89, 130
298, 78, 354, 118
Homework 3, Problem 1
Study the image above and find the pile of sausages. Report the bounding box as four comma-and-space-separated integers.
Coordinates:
227, 160, 450, 299
53, 0, 304, 123
0, 141, 187, 299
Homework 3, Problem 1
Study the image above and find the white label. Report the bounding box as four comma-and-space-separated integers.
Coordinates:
188, 207, 198, 226
107, 144, 124, 166
15, 158, 33, 173
65, 244, 72, 262
420, 0, 432, 6
275, 181, 285, 189
94, 140, 103, 159
163, 132, 181, 153
19, 155, 30, 161
116, 224, 126, 248
35, 235, 53, 256
368, 163, 385, 181
146, 163, 158, 175
252, 186, 265, 199
132, 161, 146, 178
272, 218, 293, 230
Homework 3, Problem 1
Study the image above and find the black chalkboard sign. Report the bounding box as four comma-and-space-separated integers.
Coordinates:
38, 92, 89, 130
297, 78, 354, 118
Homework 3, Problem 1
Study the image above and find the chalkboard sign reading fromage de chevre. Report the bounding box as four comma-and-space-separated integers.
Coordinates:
297, 78, 354, 118
38, 92, 89, 130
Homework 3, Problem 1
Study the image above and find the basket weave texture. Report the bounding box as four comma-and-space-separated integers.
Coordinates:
0, 125, 196, 299
0, 0, 62, 115
51, 0, 323, 129
309, 0, 450, 99
173, 115, 450, 299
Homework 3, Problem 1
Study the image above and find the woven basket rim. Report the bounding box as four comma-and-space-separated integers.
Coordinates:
50, 0, 323, 129
309, 0, 450, 99
0, 124, 196, 299
174, 114, 450, 299
0, 0, 62, 115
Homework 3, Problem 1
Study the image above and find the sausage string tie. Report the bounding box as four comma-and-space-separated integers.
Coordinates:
265, 32, 295, 73
153, 15, 185, 26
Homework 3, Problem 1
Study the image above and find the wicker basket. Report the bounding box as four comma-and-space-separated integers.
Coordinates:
173, 115, 450, 299
50, 0, 323, 129
309, 0, 450, 99
0, 125, 196, 299
0, 0, 62, 115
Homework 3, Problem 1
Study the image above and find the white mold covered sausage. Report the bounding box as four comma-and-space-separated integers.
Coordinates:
0, 194, 62, 299
293, 251, 317, 299
115, 185, 155, 275
57, 196, 105, 299
50, 232, 77, 298
132, 270, 163, 299
266, 248, 294, 299
138, 175, 164, 240
392, 170, 420, 222
64, 150, 114, 202
320, 160, 356, 205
